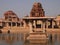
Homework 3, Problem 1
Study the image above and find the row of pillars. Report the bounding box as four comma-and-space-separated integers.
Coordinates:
5, 22, 23, 27
23, 19, 55, 33
6, 22, 17, 27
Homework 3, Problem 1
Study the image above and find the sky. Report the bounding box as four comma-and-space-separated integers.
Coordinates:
0, 0, 60, 18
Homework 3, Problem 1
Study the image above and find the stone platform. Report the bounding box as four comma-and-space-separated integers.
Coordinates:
27, 32, 48, 43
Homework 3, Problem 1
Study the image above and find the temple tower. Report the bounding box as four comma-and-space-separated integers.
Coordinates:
30, 2, 45, 17
4, 10, 19, 21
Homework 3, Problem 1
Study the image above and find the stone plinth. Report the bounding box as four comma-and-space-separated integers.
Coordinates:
27, 32, 48, 43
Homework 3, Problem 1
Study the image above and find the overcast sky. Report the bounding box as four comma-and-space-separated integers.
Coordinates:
0, 0, 60, 18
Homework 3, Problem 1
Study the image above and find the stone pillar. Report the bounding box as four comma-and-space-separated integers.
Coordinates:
11, 22, 12, 27
42, 21, 45, 33
0, 22, 2, 26
52, 21, 54, 29
23, 21, 26, 28
29, 21, 33, 33
46, 20, 48, 29
33, 20, 36, 28
16, 22, 17, 27
41, 21, 43, 30
6, 22, 9, 27
39, 20, 43, 30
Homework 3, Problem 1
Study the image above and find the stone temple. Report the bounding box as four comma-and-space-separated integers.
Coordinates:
0, 2, 60, 43
0, 2, 59, 34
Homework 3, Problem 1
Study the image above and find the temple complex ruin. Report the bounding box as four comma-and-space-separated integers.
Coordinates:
0, 2, 59, 34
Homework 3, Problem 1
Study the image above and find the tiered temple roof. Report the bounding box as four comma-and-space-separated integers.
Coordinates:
4, 10, 19, 21
30, 2, 45, 17
4, 10, 17, 16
